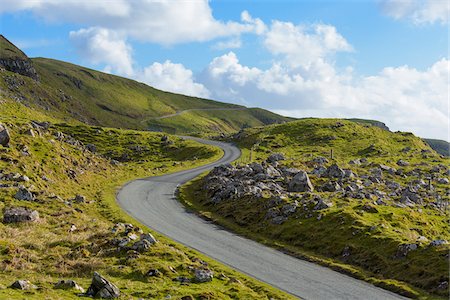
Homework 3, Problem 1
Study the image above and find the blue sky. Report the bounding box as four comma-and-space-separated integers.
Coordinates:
1, 0, 448, 140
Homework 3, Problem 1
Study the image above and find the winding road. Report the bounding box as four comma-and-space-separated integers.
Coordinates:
117, 137, 407, 300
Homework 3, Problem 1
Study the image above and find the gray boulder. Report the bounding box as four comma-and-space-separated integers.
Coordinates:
397, 159, 409, 167
131, 239, 152, 252
54, 279, 85, 293
271, 215, 287, 225
395, 243, 417, 258
313, 198, 333, 210
0, 124, 10, 147
265, 164, 281, 178
14, 187, 34, 201
3, 207, 39, 223
326, 164, 345, 178
141, 233, 157, 244
437, 178, 449, 184
85, 272, 120, 298
267, 153, 285, 163
429, 240, 448, 247
320, 181, 341, 192
194, 269, 213, 283
10, 280, 37, 290
288, 171, 314, 192
86, 144, 97, 152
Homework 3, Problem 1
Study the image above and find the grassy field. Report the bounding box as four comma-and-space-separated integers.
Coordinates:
181, 118, 450, 299
0, 99, 294, 299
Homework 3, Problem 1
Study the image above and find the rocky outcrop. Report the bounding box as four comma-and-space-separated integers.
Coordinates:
0, 124, 10, 147
10, 280, 37, 290
287, 171, 314, 192
3, 207, 39, 223
85, 272, 120, 298
0, 58, 39, 80
54, 279, 85, 293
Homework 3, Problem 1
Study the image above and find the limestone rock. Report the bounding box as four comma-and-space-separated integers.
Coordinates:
288, 171, 314, 192
54, 279, 85, 293
85, 272, 120, 298
10, 280, 37, 290
0, 124, 10, 147
14, 187, 34, 201
3, 207, 39, 223
194, 269, 213, 283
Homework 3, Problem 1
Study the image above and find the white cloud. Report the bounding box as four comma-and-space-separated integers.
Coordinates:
1, 0, 264, 45
69, 27, 134, 77
140, 60, 210, 98
264, 21, 352, 68
381, 0, 449, 24
212, 38, 242, 50
200, 51, 449, 140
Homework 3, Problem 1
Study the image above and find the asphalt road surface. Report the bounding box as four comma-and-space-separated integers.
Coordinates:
117, 137, 407, 300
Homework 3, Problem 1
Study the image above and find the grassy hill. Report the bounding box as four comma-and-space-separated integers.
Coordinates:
424, 139, 449, 157
181, 118, 450, 298
0, 99, 292, 299
0, 35, 291, 134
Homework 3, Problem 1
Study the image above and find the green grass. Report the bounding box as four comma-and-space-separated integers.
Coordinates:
181, 118, 450, 299
0, 35, 28, 60
0, 100, 294, 299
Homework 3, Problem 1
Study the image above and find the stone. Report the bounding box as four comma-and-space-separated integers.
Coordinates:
14, 187, 34, 201
74, 194, 86, 203
10, 280, 37, 290
313, 198, 333, 210
361, 204, 378, 213
131, 239, 152, 252
271, 216, 287, 225
326, 164, 345, 178
265, 164, 281, 178
85, 272, 120, 298
320, 181, 341, 192
312, 157, 328, 165
249, 162, 264, 174
147, 269, 161, 277
194, 269, 213, 283
0, 124, 11, 147
395, 243, 417, 258
429, 240, 448, 247
288, 171, 314, 192
54, 279, 85, 293
281, 201, 298, 216
437, 178, 449, 184
3, 207, 39, 223
24, 128, 35, 137
396, 159, 409, 167
267, 153, 285, 163
86, 144, 97, 152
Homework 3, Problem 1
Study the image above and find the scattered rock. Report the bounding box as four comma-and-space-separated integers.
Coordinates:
54, 279, 85, 293
194, 269, 213, 283
141, 233, 157, 244
86, 144, 97, 152
320, 181, 341, 192
0, 124, 11, 147
10, 280, 37, 290
313, 198, 333, 210
397, 159, 409, 167
146, 269, 161, 277
14, 187, 34, 201
288, 171, 314, 192
85, 272, 120, 298
361, 204, 378, 213
267, 153, 285, 163
326, 164, 345, 178
429, 240, 448, 247
395, 243, 417, 258
131, 239, 153, 252
74, 194, 86, 203
437, 178, 449, 184
3, 207, 39, 223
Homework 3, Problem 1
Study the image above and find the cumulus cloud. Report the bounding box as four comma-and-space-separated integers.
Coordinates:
1, 0, 264, 45
69, 27, 134, 77
212, 38, 242, 50
264, 21, 353, 68
200, 51, 448, 140
140, 61, 210, 98
381, 0, 449, 24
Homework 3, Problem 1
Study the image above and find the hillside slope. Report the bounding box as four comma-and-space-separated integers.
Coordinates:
182, 119, 450, 298
0, 35, 292, 134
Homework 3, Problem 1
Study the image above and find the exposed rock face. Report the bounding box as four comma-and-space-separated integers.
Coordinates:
3, 207, 39, 223
0, 58, 39, 80
85, 272, 120, 298
0, 124, 10, 147
288, 171, 314, 192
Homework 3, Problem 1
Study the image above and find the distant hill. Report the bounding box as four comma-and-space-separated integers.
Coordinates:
423, 139, 449, 156
0, 35, 292, 134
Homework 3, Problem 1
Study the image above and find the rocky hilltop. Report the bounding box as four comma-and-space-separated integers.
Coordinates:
0, 35, 39, 80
